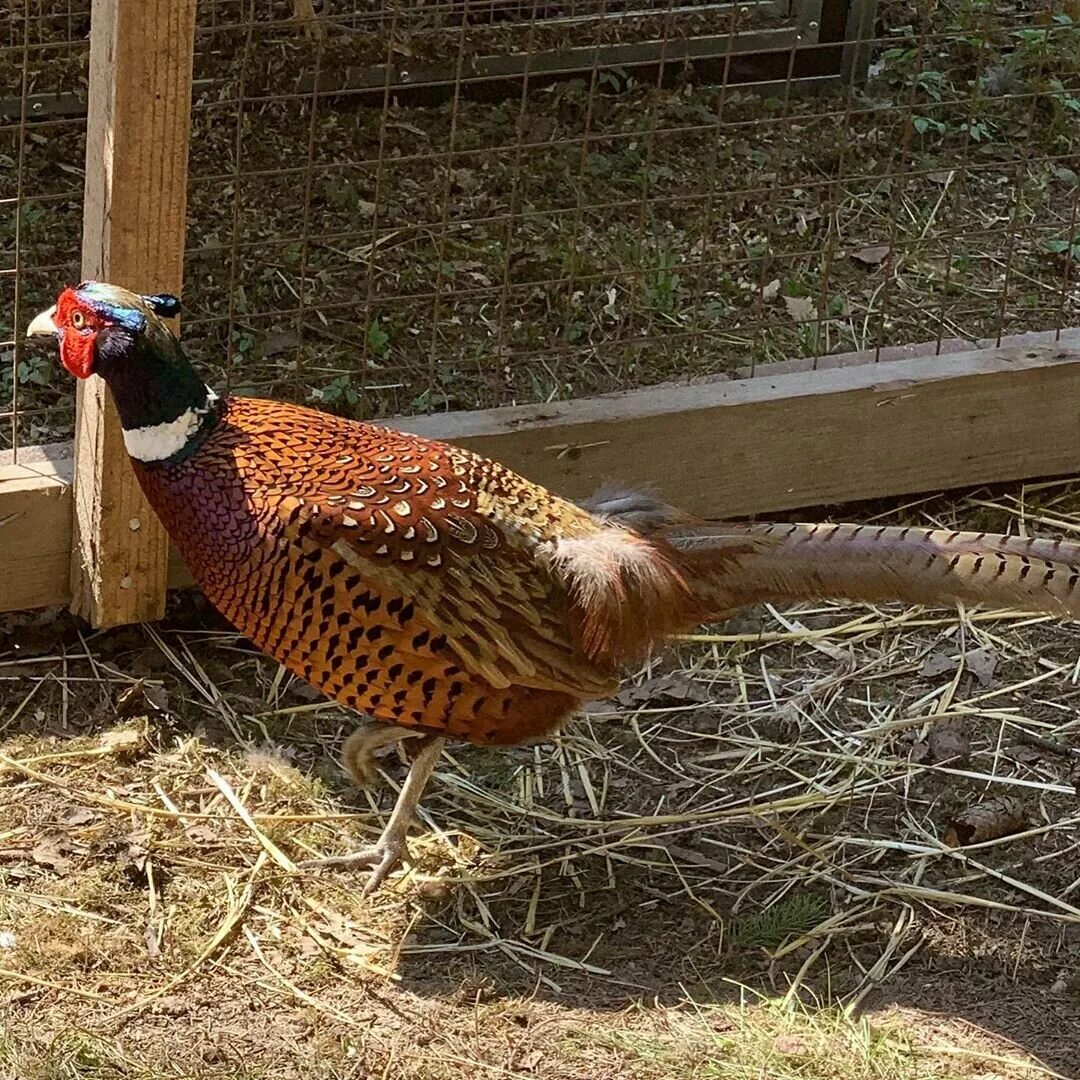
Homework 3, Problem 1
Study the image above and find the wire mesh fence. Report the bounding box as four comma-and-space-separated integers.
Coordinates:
1, 0, 1079, 456
1, 1, 89, 455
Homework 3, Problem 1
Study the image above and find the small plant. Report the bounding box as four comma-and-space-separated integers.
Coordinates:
733, 893, 830, 950
912, 115, 947, 136
15, 353, 51, 387
230, 328, 255, 360
959, 118, 993, 140
914, 68, 948, 101
647, 247, 682, 316
366, 317, 390, 358
315, 375, 360, 407
1043, 235, 1080, 261
1049, 78, 1080, 119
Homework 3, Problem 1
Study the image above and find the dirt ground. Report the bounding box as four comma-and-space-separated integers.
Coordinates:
2, 2, 1080, 1077
2, 479, 1080, 1078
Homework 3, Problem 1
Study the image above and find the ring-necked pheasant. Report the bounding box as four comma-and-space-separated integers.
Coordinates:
28, 282, 1080, 890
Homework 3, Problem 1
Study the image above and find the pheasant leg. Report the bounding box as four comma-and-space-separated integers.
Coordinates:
340, 723, 425, 787
302, 734, 445, 895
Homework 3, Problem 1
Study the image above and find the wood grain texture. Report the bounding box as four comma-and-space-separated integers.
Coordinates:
398, 342, 1080, 519
72, 0, 198, 628
4, 341, 1080, 616
0, 446, 74, 612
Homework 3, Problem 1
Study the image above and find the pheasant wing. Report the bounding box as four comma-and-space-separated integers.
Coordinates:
262, 439, 618, 700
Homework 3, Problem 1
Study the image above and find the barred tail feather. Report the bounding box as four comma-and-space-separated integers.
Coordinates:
667, 522, 1080, 620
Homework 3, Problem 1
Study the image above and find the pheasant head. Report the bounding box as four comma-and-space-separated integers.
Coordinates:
27, 282, 217, 465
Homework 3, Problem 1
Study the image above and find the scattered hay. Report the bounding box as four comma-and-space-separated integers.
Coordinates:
1, 480, 1079, 1076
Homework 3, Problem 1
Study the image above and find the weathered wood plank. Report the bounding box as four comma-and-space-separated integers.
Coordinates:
0, 447, 74, 612
397, 342, 1080, 519
72, 0, 198, 628
298, 28, 800, 96
4, 341, 1080, 615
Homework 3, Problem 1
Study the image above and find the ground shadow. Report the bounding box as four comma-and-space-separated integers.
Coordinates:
2, 605, 1078, 1077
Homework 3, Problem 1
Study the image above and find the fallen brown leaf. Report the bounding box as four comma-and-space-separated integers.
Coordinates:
944, 796, 1027, 847
31, 837, 72, 873
782, 295, 816, 322
616, 674, 711, 709
964, 646, 998, 687
908, 739, 931, 764
116, 680, 169, 717
852, 244, 891, 266
920, 649, 959, 679
100, 727, 149, 754
928, 723, 969, 765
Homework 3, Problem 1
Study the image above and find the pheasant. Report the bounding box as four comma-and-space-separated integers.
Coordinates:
27, 282, 1080, 891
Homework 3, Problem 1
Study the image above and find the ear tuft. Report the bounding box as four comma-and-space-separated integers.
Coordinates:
143, 293, 182, 318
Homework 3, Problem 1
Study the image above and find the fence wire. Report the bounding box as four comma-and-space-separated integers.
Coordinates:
1, 0, 1079, 454
1, 1, 88, 456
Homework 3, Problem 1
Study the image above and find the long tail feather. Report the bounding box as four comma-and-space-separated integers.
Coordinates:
665, 522, 1080, 620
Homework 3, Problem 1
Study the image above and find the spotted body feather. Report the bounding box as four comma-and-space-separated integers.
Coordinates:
138, 397, 653, 744
29, 283, 1080, 754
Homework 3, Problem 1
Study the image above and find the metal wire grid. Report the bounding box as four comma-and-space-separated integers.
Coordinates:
0, 2, 89, 455
2, 1, 1079, 454
183, 0, 809, 415
179, 0, 1080, 425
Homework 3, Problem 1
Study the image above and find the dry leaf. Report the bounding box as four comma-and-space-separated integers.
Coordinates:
518, 1050, 545, 1072
783, 295, 816, 322
964, 647, 997, 688
852, 244, 891, 266
774, 1035, 810, 1056
261, 330, 302, 357
31, 838, 72, 873
289, 680, 324, 703
116, 680, 168, 717
100, 727, 148, 754
761, 278, 781, 302
615, 674, 710, 709
920, 649, 959, 678
126, 826, 151, 872
928, 724, 969, 764
63, 807, 95, 827
1008, 744, 1045, 764
151, 995, 189, 1016
183, 824, 219, 845
908, 739, 931, 764
944, 796, 1027, 847
919, 647, 995, 688
298, 934, 322, 959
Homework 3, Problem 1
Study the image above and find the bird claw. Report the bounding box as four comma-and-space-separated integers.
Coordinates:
299, 836, 409, 896
360, 840, 407, 896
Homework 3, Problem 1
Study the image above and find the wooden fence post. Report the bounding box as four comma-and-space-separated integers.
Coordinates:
73, 0, 198, 628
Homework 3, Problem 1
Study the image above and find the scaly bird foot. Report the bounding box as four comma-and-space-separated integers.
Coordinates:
302, 733, 445, 895
299, 836, 409, 896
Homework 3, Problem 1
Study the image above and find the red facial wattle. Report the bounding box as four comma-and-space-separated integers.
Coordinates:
58, 330, 96, 379
54, 289, 98, 379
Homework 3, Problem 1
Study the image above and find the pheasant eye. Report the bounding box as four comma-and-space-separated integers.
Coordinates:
71, 311, 85, 329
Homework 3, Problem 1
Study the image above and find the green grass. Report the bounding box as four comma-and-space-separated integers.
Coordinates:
557, 992, 1021, 1080
0, 994, 1037, 1080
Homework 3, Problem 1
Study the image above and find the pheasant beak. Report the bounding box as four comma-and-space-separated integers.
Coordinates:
26, 305, 59, 338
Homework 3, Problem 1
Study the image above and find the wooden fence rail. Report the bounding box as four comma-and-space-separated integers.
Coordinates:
2, 0, 1079, 623
3, 335, 1080, 617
